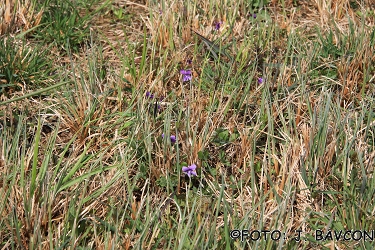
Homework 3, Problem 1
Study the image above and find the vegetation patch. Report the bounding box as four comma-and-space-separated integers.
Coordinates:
0, 0, 374, 249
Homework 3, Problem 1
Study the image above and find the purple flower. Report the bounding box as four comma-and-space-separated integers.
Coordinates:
187, 59, 192, 64
182, 164, 197, 177
180, 69, 192, 82
146, 91, 154, 98
258, 77, 263, 84
162, 133, 176, 144
170, 135, 176, 144
214, 21, 222, 31
252, 13, 257, 18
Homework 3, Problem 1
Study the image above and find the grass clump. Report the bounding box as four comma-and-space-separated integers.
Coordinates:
0, 36, 53, 94
33, 0, 105, 52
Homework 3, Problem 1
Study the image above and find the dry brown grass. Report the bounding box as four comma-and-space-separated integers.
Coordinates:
1, 0, 375, 248
0, 0, 43, 35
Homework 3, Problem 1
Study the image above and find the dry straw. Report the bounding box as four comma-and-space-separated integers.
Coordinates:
0, 0, 43, 35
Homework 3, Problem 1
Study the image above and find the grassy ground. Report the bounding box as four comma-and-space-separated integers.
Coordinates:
1, 0, 375, 249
